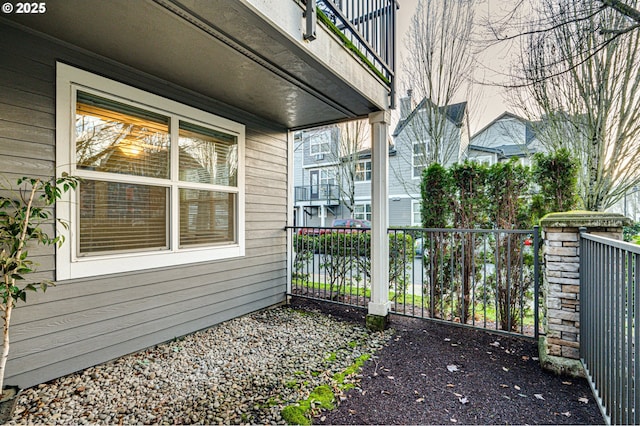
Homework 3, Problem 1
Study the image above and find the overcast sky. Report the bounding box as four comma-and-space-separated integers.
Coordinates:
395, 0, 514, 134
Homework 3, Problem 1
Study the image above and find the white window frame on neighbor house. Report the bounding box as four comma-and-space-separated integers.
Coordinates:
309, 128, 331, 156
411, 200, 422, 226
354, 203, 372, 221
474, 155, 495, 166
355, 160, 372, 182
412, 140, 427, 178
55, 63, 245, 280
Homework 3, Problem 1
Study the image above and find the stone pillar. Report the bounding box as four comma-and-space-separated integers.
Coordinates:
367, 110, 391, 330
539, 211, 631, 376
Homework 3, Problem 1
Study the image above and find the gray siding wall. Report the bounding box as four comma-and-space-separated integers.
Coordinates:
1, 23, 288, 388
389, 198, 414, 227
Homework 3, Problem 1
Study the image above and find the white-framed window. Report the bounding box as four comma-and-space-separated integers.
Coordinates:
412, 140, 427, 178
355, 160, 372, 182
411, 200, 422, 226
473, 155, 494, 166
309, 129, 331, 156
56, 63, 245, 280
354, 203, 372, 221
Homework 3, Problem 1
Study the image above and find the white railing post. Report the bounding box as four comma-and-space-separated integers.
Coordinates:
367, 110, 390, 329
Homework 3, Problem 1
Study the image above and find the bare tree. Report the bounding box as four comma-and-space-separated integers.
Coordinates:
402, 0, 476, 164
330, 119, 369, 216
512, 0, 640, 211
391, 0, 477, 199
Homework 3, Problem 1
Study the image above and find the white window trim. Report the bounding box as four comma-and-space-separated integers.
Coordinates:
354, 202, 372, 221
309, 130, 331, 156
355, 160, 372, 183
412, 139, 426, 179
55, 63, 245, 280
411, 200, 422, 226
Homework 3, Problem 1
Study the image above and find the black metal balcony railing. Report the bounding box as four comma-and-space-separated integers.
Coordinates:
316, 0, 396, 104
294, 184, 340, 203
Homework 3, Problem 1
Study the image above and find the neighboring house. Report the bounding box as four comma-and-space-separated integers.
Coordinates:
0, 0, 395, 388
292, 91, 470, 228
293, 126, 396, 227
293, 126, 341, 227
388, 91, 470, 226
467, 112, 547, 166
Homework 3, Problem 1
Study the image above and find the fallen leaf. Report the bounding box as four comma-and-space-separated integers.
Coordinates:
454, 392, 463, 397
490, 341, 501, 347
382, 390, 391, 395
561, 411, 571, 417
459, 397, 469, 404
416, 398, 425, 403
578, 397, 589, 404
534, 394, 545, 400
518, 394, 528, 398
451, 343, 459, 347
447, 365, 459, 372
502, 395, 511, 400
387, 376, 395, 380
500, 384, 509, 388
514, 385, 521, 391
447, 384, 455, 388
450, 418, 457, 423
502, 367, 509, 372
562, 381, 572, 385
321, 416, 327, 421
421, 373, 427, 377
522, 356, 530, 361
532, 357, 539, 361
362, 390, 367, 396
444, 338, 451, 342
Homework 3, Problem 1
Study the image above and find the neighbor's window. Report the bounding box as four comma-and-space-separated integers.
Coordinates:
354, 203, 372, 221
355, 160, 372, 182
412, 140, 427, 178
57, 64, 245, 279
309, 129, 331, 156
411, 200, 422, 226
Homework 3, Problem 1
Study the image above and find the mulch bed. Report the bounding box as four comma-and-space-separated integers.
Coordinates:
290, 297, 604, 425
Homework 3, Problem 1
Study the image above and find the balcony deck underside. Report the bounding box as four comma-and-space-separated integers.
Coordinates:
6, 0, 390, 130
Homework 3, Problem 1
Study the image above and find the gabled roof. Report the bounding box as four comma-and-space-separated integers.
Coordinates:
470, 111, 538, 146
392, 98, 467, 137
341, 146, 397, 161
467, 143, 530, 159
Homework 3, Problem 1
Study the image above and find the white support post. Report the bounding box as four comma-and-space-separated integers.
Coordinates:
367, 110, 391, 327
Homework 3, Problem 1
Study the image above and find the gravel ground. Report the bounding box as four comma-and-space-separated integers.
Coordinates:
9, 298, 605, 425
9, 305, 392, 425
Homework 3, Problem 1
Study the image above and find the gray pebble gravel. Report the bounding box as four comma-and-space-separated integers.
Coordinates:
10, 306, 392, 425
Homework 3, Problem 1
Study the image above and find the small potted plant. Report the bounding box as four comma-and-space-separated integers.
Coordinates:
0, 175, 78, 421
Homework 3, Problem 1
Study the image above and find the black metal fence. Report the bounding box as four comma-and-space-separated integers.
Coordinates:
287, 226, 540, 338
580, 231, 640, 425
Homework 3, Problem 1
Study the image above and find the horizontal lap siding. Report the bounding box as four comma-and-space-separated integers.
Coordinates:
0, 23, 288, 388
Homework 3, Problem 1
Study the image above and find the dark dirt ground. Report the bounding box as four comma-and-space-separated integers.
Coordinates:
290, 297, 604, 425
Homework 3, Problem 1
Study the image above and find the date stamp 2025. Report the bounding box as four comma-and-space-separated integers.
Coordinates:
2, 2, 47, 14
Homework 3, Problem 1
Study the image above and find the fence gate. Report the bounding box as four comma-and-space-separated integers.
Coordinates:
288, 226, 541, 339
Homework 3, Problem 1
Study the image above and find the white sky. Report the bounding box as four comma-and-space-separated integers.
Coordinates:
395, 0, 515, 135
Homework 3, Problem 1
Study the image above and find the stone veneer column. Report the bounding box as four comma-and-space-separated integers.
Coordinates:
538, 211, 631, 377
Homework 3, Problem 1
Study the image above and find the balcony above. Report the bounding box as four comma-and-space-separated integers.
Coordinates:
5, 0, 395, 130
295, 184, 340, 205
